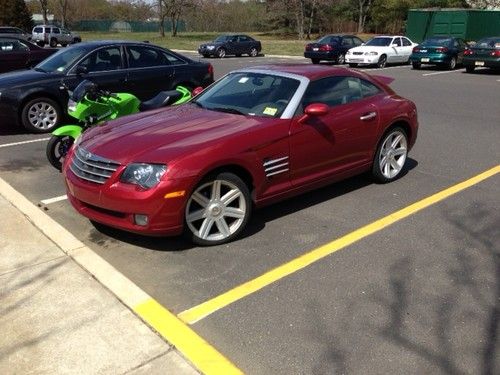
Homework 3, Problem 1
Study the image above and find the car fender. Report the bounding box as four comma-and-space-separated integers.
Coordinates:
18, 86, 66, 115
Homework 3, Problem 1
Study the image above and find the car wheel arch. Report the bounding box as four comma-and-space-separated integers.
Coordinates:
18, 91, 64, 119
378, 120, 412, 149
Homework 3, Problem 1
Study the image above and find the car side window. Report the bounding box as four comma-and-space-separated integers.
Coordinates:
300, 76, 363, 111
342, 38, 353, 47
127, 46, 167, 68
239, 36, 249, 42
53, 28, 60, 34
360, 79, 381, 98
402, 37, 412, 46
393, 38, 402, 47
353, 37, 363, 46
161, 50, 184, 65
79, 47, 122, 72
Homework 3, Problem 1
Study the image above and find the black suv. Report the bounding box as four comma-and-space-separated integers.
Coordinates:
199, 34, 262, 58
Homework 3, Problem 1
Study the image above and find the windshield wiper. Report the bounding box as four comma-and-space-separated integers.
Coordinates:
191, 100, 205, 109
33, 67, 47, 73
211, 107, 245, 115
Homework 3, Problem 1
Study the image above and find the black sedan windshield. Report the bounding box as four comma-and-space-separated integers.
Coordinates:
214, 35, 231, 43
35, 44, 91, 73
193, 72, 300, 118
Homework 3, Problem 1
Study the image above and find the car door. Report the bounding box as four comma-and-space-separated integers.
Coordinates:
238, 35, 252, 55
389, 37, 404, 62
289, 76, 381, 187
0, 38, 30, 72
125, 45, 176, 100
401, 37, 414, 61
70, 45, 127, 93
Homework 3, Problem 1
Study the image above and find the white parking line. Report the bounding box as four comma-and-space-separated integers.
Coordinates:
41, 194, 67, 205
0, 138, 50, 149
422, 69, 465, 76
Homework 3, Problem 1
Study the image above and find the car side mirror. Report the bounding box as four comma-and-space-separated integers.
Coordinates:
75, 65, 88, 76
392, 43, 398, 47
192, 86, 204, 96
299, 103, 329, 123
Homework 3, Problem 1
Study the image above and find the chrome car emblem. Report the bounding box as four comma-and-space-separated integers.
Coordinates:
85, 152, 93, 160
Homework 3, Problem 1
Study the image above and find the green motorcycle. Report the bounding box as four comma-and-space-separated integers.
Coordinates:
46, 80, 191, 171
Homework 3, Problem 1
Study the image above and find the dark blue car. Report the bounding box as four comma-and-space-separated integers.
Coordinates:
304, 34, 364, 64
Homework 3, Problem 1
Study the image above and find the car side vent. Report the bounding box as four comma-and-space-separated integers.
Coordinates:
263, 156, 289, 178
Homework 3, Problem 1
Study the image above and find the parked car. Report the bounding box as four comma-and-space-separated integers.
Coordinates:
0, 40, 214, 133
198, 34, 262, 58
410, 36, 467, 70
0, 26, 32, 41
0, 37, 57, 73
304, 34, 364, 64
63, 64, 418, 246
463, 36, 500, 73
346, 35, 417, 68
31, 25, 81, 47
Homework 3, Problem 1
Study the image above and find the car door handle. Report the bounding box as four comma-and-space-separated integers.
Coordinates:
360, 112, 377, 121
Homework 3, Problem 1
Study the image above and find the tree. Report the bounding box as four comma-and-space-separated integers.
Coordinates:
0, 0, 34, 30
56, 0, 69, 27
465, 0, 500, 7
39, 0, 49, 24
357, 0, 373, 33
159, 0, 192, 37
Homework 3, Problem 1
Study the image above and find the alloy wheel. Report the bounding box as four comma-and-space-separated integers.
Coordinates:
378, 130, 407, 180
27, 101, 58, 131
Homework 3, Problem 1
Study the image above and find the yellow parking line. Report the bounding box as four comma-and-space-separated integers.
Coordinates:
134, 298, 243, 375
178, 165, 500, 325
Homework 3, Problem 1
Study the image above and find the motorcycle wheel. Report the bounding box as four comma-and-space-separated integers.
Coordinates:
46, 135, 74, 171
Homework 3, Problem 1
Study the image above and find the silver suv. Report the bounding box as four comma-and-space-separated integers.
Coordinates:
32, 25, 81, 47
0, 26, 32, 41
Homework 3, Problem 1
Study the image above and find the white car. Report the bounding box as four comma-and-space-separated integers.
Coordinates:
346, 35, 417, 68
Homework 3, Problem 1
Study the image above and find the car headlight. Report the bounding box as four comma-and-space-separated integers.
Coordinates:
68, 99, 77, 112
120, 163, 167, 189
207, 45, 215, 50
346, 50, 352, 55
365, 51, 378, 56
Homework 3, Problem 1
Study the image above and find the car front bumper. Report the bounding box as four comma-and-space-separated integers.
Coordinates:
63, 153, 196, 236
198, 47, 217, 56
345, 55, 380, 65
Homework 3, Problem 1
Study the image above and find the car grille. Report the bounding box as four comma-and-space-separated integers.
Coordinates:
263, 156, 289, 178
353, 52, 364, 55
70, 146, 121, 184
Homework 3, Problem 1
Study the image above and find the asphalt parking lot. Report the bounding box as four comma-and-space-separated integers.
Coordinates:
1, 53, 499, 374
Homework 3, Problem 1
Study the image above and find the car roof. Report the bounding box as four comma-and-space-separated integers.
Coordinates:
71, 40, 156, 48
238, 64, 370, 81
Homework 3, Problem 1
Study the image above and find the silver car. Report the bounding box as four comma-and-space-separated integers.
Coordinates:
31, 25, 81, 47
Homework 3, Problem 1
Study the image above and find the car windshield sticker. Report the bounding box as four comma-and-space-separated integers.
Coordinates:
238, 77, 249, 83
263, 107, 278, 116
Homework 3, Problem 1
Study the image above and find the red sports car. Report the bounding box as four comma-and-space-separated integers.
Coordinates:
63, 65, 418, 246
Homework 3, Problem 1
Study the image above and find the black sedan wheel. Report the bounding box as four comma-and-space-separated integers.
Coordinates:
21, 97, 62, 133
465, 65, 475, 73
184, 172, 251, 246
337, 54, 346, 65
311, 58, 320, 64
217, 48, 226, 58
249, 47, 258, 57
372, 127, 408, 183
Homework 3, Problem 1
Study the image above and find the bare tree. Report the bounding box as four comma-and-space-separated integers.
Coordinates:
56, 0, 69, 27
39, 0, 49, 24
357, 0, 372, 33
465, 0, 500, 8
159, 0, 192, 37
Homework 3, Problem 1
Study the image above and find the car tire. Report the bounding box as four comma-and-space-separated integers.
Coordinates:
412, 62, 421, 69
61, 43, 67, 47
448, 56, 457, 70
348, 63, 358, 68
217, 48, 226, 58
73, 37, 81, 43
202, 54, 210, 58
249, 47, 258, 57
21, 97, 62, 133
336, 53, 346, 65
36, 41, 45, 47
46, 135, 74, 171
372, 127, 408, 183
465, 65, 475, 73
49, 38, 57, 48
184, 172, 252, 246
377, 55, 387, 68
311, 58, 320, 64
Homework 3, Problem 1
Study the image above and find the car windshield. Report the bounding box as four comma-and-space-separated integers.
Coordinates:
214, 35, 231, 42
365, 37, 393, 46
192, 72, 300, 118
421, 38, 452, 47
35, 44, 90, 73
475, 37, 500, 48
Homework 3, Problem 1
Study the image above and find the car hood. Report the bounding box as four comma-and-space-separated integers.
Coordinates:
79, 104, 266, 165
0, 69, 62, 89
349, 45, 391, 53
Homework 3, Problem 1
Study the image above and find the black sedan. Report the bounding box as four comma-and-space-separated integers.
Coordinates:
304, 34, 364, 64
463, 36, 500, 73
0, 37, 57, 73
198, 34, 262, 58
0, 40, 214, 133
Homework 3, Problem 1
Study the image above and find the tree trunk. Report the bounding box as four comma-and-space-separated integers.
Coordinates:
306, 0, 316, 40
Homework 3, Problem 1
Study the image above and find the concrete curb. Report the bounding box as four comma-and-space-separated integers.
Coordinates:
0, 177, 241, 374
